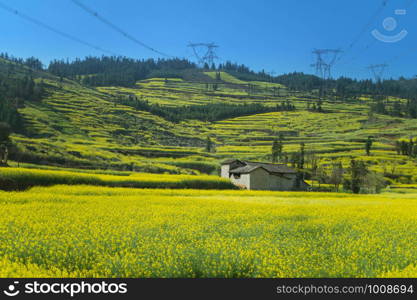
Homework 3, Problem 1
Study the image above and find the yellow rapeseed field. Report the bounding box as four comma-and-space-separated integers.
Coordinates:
0, 185, 416, 278
0, 168, 235, 190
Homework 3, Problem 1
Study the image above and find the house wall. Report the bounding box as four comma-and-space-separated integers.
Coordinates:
221, 162, 309, 191
229, 172, 251, 189
220, 165, 230, 178
248, 168, 271, 190
268, 173, 297, 191
249, 170, 298, 191
221, 161, 245, 179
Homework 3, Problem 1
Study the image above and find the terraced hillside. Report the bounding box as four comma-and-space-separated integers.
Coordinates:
3, 58, 417, 183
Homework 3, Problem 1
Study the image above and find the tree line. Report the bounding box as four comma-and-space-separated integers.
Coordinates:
5, 52, 417, 104
270, 136, 385, 193
48, 56, 196, 87
0, 71, 45, 132
119, 95, 296, 123
369, 96, 417, 119
395, 139, 417, 158
0, 53, 43, 70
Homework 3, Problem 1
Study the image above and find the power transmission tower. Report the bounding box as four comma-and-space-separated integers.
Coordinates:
367, 64, 388, 82
311, 49, 343, 79
188, 42, 219, 66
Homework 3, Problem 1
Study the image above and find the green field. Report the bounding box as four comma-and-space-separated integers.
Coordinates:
5, 59, 416, 184
0, 185, 416, 277
1, 58, 417, 278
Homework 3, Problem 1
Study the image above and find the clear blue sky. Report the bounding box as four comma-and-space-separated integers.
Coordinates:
0, 0, 416, 79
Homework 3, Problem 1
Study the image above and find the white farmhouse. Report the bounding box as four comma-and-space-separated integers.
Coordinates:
221, 159, 310, 191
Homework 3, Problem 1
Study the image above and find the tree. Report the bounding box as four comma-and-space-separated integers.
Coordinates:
316, 165, 327, 188
396, 138, 417, 157
205, 136, 214, 152
271, 139, 279, 163
316, 100, 323, 112
0, 122, 11, 165
395, 141, 401, 155
365, 136, 373, 156
289, 152, 298, 168
350, 159, 368, 194
390, 161, 398, 176
407, 138, 414, 157
392, 101, 402, 117
24, 57, 43, 70
401, 140, 409, 155
215, 72, 221, 81
298, 143, 305, 169
277, 133, 284, 159
329, 162, 344, 192
309, 154, 319, 187
413, 144, 417, 158
271, 134, 284, 163
361, 171, 385, 194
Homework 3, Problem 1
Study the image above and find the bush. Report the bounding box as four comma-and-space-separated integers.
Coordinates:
0, 168, 236, 191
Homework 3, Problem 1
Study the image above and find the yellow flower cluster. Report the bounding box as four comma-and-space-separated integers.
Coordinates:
0, 185, 416, 278
0, 167, 235, 190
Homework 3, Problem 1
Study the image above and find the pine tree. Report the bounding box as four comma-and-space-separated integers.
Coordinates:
205, 136, 213, 152
277, 134, 284, 161
365, 136, 373, 156
298, 143, 305, 169
271, 139, 278, 163
0, 122, 11, 165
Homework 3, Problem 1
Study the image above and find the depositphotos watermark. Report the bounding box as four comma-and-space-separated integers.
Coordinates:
3, 280, 128, 297
372, 8, 408, 43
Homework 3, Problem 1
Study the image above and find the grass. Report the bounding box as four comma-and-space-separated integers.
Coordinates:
0, 185, 415, 278
3, 56, 417, 182
3, 57, 417, 279
0, 167, 236, 190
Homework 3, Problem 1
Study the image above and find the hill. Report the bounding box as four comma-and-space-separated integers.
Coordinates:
1, 55, 417, 187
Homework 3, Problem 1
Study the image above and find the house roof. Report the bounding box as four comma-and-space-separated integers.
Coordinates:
221, 159, 241, 165
228, 161, 297, 174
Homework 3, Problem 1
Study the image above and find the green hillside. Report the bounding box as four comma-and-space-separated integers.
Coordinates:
2, 57, 417, 185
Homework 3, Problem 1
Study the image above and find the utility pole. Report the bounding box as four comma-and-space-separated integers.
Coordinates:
187, 42, 219, 66
311, 49, 343, 80
367, 64, 388, 99
311, 49, 342, 99
367, 63, 388, 82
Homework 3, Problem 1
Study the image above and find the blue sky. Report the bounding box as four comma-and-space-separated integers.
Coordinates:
0, 0, 416, 79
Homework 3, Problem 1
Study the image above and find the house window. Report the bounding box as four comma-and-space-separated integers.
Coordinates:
233, 174, 241, 179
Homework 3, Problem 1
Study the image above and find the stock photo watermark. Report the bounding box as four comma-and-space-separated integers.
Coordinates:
372, 8, 408, 43
2, 281, 128, 298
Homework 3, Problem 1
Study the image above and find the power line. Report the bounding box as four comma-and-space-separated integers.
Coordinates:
347, 0, 415, 65
71, 0, 173, 58
337, 0, 415, 78
340, 0, 414, 77
0, 1, 120, 56
337, 0, 389, 64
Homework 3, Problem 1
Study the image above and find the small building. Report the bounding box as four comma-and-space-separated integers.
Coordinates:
221, 159, 310, 191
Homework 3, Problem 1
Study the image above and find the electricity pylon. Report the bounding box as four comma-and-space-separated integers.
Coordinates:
187, 42, 219, 66
367, 63, 388, 82
311, 49, 343, 79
